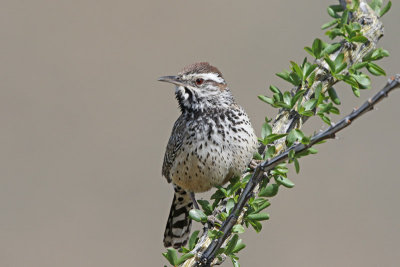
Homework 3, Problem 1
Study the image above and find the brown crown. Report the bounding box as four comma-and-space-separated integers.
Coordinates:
179, 62, 223, 78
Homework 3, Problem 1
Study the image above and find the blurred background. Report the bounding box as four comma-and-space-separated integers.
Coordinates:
1, 0, 399, 266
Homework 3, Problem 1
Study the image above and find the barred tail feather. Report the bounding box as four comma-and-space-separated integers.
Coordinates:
163, 186, 193, 248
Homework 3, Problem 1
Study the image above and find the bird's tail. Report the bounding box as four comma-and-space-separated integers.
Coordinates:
163, 185, 193, 249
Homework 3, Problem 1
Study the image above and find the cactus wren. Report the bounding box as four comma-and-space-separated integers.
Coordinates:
158, 62, 258, 248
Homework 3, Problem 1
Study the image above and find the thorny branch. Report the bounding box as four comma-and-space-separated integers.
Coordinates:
197, 75, 400, 266
181, 1, 394, 266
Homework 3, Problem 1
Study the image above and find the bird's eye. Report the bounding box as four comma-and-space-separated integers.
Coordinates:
195, 78, 204, 85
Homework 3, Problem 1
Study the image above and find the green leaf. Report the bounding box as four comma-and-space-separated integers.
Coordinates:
352, 86, 360, 97
325, 56, 336, 73
276, 176, 295, 188
304, 46, 315, 57
232, 224, 245, 234
249, 220, 262, 233
263, 134, 288, 144
351, 62, 368, 71
366, 62, 386, 76
291, 90, 306, 107
247, 212, 270, 221
283, 91, 292, 106
340, 9, 349, 27
327, 6, 340, 18
315, 83, 323, 100
269, 85, 281, 94
232, 239, 246, 253
321, 19, 339, 30
188, 231, 200, 250
329, 4, 344, 12
259, 184, 279, 197
226, 198, 235, 214
258, 95, 274, 105
339, 75, 359, 88
380, 1, 392, 17
312, 38, 323, 58
208, 229, 223, 239
322, 43, 341, 56
231, 257, 240, 267
363, 48, 390, 61
320, 114, 331, 125
290, 61, 303, 79
264, 146, 276, 160
189, 209, 208, 223
294, 158, 300, 173
261, 122, 272, 139
276, 70, 292, 83
177, 253, 195, 265
162, 248, 178, 266
352, 74, 371, 89
225, 234, 239, 255
369, 0, 383, 11
328, 87, 341, 105
303, 99, 317, 111
350, 35, 368, 43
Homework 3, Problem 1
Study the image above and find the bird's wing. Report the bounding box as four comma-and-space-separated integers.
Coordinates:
162, 115, 186, 182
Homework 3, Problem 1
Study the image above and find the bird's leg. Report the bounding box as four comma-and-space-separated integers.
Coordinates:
190, 192, 200, 210
249, 159, 262, 170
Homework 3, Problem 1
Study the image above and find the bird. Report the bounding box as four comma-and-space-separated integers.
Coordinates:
158, 62, 258, 249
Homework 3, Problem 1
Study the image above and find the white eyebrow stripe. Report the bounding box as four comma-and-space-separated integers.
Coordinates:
186, 73, 225, 84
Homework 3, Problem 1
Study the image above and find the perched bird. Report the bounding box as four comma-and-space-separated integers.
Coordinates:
159, 62, 258, 248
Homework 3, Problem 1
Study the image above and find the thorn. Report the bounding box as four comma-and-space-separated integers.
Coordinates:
368, 98, 373, 104
346, 118, 351, 124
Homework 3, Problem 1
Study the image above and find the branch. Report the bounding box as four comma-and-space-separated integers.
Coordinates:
198, 74, 400, 266
180, 1, 390, 266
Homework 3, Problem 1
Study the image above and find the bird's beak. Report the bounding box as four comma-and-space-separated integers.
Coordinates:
158, 76, 185, 86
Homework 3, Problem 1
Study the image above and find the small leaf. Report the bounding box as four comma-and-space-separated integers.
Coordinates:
247, 212, 270, 221
380, 1, 392, 17
232, 224, 245, 234
303, 99, 317, 111
328, 87, 341, 105
276, 70, 292, 83
249, 220, 262, 233
189, 209, 208, 223
351, 62, 368, 71
283, 91, 292, 106
226, 198, 235, 214
366, 62, 386, 76
162, 248, 178, 266
327, 6, 340, 18
269, 85, 281, 94
259, 184, 279, 197
225, 234, 239, 255
312, 38, 323, 58
177, 253, 195, 265
322, 43, 341, 56
232, 239, 246, 253
188, 231, 200, 250
321, 19, 338, 30
352, 86, 360, 97
258, 95, 274, 105
294, 158, 300, 173
197, 200, 212, 215
231, 257, 240, 267
320, 114, 331, 125
350, 35, 368, 43
304, 46, 315, 57
276, 176, 295, 188
325, 56, 336, 73
261, 122, 272, 139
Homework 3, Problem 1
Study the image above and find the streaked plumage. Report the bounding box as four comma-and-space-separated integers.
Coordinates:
159, 62, 258, 248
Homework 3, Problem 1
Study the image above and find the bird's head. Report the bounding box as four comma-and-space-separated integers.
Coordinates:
158, 62, 235, 113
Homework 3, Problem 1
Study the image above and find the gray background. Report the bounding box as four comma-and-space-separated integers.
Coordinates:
1, 0, 399, 266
